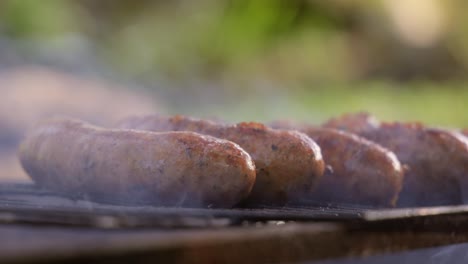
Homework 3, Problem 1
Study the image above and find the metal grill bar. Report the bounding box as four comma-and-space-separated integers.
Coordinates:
0, 183, 365, 228
4, 183, 468, 263
5, 183, 468, 231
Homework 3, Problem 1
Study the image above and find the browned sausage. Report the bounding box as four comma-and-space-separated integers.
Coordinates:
18, 118, 256, 208
271, 121, 403, 207
118, 115, 325, 206
324, 113, 468, 207
323, 112, 380, 133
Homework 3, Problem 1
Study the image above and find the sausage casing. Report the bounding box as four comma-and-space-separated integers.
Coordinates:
271, 121, 403, 207
324, 113, 468, 207
19, 118, 256, 208
118, 115, 325, 206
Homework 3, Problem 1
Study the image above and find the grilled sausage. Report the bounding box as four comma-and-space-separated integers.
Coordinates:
271, 121, 403, 207
324, 113, 468, 207
323, 112, 380, 133
118, 115, 325, 206
18, 118, 256, 208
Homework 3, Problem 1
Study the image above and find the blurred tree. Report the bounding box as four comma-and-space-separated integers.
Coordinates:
1, 0, 80, 37
1, 0, 468, 83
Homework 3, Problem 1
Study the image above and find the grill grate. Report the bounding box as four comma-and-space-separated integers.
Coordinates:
4, 183, 468, 263
4, 183, 468, 231
0, 183, 366, 228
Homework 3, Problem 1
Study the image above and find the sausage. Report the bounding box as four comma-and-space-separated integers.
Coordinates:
323, 112, 380, 133
271, 121, 403, 207
18, 118, 256, 208
324, 113, 468, 207
118, 115, 325, 206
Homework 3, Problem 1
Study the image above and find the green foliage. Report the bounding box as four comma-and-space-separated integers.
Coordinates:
0, 1, 467, 127
1, 0, 79, 37
204, 0, 297, 63
181, 81, 468, 127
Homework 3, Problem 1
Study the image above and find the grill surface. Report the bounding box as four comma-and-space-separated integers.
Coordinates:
4, 183, 468, 263
0, 183, 366, 228
3, 183, 468, 229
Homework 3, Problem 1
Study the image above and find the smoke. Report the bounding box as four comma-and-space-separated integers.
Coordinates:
0, 66, 160, 182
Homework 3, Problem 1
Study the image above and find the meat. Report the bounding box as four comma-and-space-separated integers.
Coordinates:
323, 112, 380, 133
118, 115, 325, 206
271, 121, 403, 207
18, 118, 256, 208
324, 113, 468, 207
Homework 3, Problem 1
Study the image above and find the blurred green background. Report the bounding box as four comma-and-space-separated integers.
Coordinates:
0, 0, 467, 127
